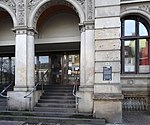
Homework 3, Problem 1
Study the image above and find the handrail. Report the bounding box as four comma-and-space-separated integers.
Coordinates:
72, 81, 80, 112
72, 83, 80, 98
0, 80, 14, 98
24, 69, 49, 98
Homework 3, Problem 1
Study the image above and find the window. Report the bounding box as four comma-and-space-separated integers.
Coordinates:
121, 16, 150, 73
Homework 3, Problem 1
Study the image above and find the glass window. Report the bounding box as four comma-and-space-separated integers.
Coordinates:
139, 39, 149, 73
125, 20, 136, 36
121, 16, 150, 74
139, 22, 148, 36
124, 40, 135, 72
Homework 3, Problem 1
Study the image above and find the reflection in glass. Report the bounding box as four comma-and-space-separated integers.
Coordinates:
68, 55, 80, 85
0, 57, 15, 85
39, 56, 49, 84
139, 22, 148, 36
124, 40, 135, 72
139, 39, 149, 73
125, 20, 135, 36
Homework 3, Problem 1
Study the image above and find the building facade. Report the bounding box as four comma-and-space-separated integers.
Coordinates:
0, 0, 149, 123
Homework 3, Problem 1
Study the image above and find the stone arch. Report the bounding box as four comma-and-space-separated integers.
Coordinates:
28, 0, 85, 29
121, 9, 150, 25
0, 3, 17, 27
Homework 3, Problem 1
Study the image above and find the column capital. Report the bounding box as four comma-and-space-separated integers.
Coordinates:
84, 21, 95, 30
79, 23, 85, 33
79, 21, 95, 32
12, 27, 37, 35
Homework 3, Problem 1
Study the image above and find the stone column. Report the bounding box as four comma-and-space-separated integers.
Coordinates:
94, 0, 123, 123
27, 30, 35, 88
77, 21, 95, 113
7, 28, 42, 110
14, 29, 35, 91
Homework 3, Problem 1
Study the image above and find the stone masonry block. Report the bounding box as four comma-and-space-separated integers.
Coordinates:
95, 50, 120, 61
95, 73, 120, 84
94, 100, 122, 123
95, 62, 120, 73
95, 0, 120, 7
95, 39, 121, 51
95, 28, 120, 40
95, 17, 120, 29
95, 6, 120, 18
94, 84, 121, 93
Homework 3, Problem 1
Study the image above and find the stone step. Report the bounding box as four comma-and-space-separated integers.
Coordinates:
0, 111, 93, 119
40, 96, 75, 99
34, 107, 76, 113
0, 101, 7, 106
0, 98, 7, 111
37, 85, 73, 90
43, 93, 73, 96
0, 115, 105, 125
44, 90, 72, 93
0, 107, 7, 111
36, 102, 75, 108
0, 120, 25, 125
38, 99, 75, 103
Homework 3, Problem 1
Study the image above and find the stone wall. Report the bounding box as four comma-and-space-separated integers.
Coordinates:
94, 0, 122, 123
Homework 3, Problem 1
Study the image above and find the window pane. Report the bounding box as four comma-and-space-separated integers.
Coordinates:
125, 20, 136, 36
139, 39, 149, 73
124, 40, 135, 72
139, 22, 148, 36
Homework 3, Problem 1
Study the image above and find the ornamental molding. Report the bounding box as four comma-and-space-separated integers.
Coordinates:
139, 4, 150, 13
14, 27, 35, 35
76, 0, 85, 5
79, 21, 94, 32
28, 0, 85, 12
28, 0, 40, 11
87, 0, 93, 20
17, 0, 25, 26
121, 3, 150, 14
0, 0, 16, 13
32, 0, 81, 28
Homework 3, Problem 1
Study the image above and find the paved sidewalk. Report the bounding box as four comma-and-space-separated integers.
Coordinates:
122, 111, 150, 125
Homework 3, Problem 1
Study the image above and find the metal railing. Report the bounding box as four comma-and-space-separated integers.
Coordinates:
0, 80, 14, 98
24, 69, 49, 98
24, 69, 49, 111
72, 81, 80, 112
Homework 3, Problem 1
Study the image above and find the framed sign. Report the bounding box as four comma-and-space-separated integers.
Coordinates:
103, 66, 112, 81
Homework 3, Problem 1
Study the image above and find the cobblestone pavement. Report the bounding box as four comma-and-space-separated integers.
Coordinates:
122, 111, 150, 125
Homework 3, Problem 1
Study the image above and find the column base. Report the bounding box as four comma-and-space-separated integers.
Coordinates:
77, 86, 94, 113
93, 93, 123, 123
7, 90, 42, 111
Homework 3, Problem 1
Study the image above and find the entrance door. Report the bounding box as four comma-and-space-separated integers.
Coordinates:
35, 53, 80, 85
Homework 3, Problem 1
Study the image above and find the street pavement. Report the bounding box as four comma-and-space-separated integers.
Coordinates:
107, 111, 150, 125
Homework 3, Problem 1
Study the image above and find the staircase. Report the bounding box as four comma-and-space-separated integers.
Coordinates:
0, 97, 7, 111
0, 85, 7, 111
0, 85, 105, 125
34, 85, 76, 113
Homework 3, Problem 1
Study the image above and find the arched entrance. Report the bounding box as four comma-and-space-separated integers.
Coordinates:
34, 4, 81, 85
0, 8, 15, 94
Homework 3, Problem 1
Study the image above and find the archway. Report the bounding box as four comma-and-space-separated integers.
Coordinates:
0, 7, 15, 96
28, 0, 85, 29
34, 3, 81, 85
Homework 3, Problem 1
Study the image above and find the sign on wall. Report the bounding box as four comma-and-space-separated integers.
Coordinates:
103, 66, 112, 81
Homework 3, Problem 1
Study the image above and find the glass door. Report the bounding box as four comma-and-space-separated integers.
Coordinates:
0, 57, 15, 89
62, 54, 80, 85
35, 56, 50, 85
35, 53, 80, 85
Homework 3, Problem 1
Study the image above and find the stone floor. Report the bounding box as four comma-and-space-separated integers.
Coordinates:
107, 111, 150, 125
1, 111, 150, 125
122, 111, 150, 125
